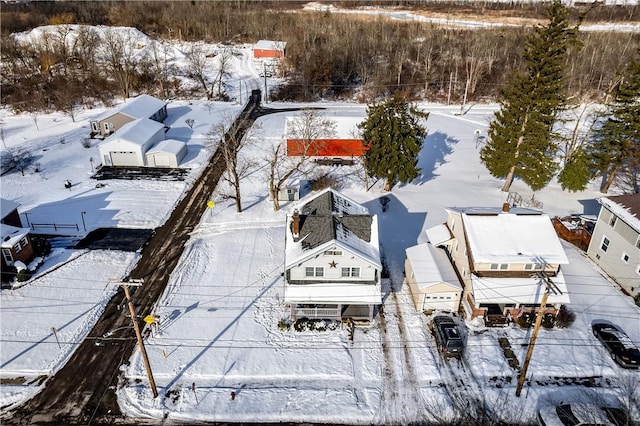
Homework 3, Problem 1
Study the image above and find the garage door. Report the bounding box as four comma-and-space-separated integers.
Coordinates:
149, 154, 171, 167
423, 293, 457, 312
110, 152, 139, 167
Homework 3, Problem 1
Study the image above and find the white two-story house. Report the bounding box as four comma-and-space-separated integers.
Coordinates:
426, 204, 570, 323
283, 188, 382, 322
587, 194, 640, 297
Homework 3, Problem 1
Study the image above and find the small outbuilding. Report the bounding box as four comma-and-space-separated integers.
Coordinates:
90, 94, 167, 138
253, 40, 286, 58
405, 243, 462, 313
145, 139, 188, 168
285, 116, 366, 158
98, 119, 166, 167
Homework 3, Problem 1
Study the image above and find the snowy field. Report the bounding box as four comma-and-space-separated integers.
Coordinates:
1, 17, 639, 424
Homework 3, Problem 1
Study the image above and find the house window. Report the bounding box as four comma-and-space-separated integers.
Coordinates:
490, 263, 509, 270
451, 219, 455, 231
454, 241, 459, 253
20, 237, 28, 248
91, 121, 99, 132
2, 248, 12, 264
609, 215, 617, 227
635, 236, 640, 249
524, 263, 543, 271
622, 252, 629, 263
14, 242, 22, 253
601, 236, 610, 253
341, 267, 360, 277
636, 265, 640, 276
324, 250, 343, 256
305, 267, 324, 277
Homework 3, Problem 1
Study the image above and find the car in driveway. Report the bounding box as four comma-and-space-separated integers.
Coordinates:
592, 322, 640, 369
430, 315, 464, 358
537, 403, 629, 426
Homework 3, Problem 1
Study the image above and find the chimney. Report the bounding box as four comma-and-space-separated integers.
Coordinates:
502, 202, 510, 213
292, 210, 300, 239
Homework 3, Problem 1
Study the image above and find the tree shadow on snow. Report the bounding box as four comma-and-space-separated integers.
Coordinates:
363, 194, 426, 296
413, 130, 459, 185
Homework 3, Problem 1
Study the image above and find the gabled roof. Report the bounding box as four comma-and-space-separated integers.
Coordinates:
285, 188, 380, 269
1, 198, 19, 220
600, 194, 640, 233
1, 223, 29, 248
102, 118, 165, 147
453, 208, 568, 265
254, 40, 286, 50
92, 94, 166, 122
146, 139, 186, 155
425, 223, 452, 246
405, 243, 461, 290
285, 116, 363, 140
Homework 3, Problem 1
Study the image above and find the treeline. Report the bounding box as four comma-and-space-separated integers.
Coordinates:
1, 1, 639, 111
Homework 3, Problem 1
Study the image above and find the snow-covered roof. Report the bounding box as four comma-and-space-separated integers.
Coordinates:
425, 223, 452, 246
0, 223, 29, 248
92, 94, 166, 122
1, 198, 20, 219
103, 118, 165, 146
146, 139, 186, 155
600, 194, 640, 234
471, 269, 570, 305
254, 40, 286, 50
284, 282, 382, 304
405, 243, 461, 290
285, 116, 363, 140
462, 212, 568, 265
285, 188, 380, 269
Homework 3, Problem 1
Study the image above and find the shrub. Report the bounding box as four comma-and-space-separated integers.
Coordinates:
634, 293, 640, 307
554, 305, 576, 328
293, 318, 339, 332
277, 318, 290, 331
310, 174, 340, 192
81, 138, 92, 148
541, 313, 555, 329
16, 269, 31, 282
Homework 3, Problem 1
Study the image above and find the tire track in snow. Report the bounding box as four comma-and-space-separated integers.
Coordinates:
377, 282, 427, 424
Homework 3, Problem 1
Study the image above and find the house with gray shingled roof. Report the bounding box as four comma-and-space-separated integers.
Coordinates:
283, 187, 382, 322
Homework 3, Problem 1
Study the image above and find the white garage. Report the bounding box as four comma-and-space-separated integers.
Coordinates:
98, 119, 165, 167
145, 139, 188, 168
405, 243, 462, 313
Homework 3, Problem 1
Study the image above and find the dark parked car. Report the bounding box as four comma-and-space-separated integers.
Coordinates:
592, 322, 640, 369
430, 315, 464, 358
537, 403, 629, 426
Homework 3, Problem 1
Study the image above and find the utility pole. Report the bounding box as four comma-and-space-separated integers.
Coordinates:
263, 62, 268, 104
109, 279, 159, 398
516, 269, 562, 397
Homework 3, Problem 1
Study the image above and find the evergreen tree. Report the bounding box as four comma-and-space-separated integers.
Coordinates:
558, 146, 591, 191
584, 52, 640, 194
358, 96, 428, 191
480, 0, 579, 192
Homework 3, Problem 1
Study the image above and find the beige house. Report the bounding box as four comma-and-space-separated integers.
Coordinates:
283, 188, 382, 322
90, 94, 167, 138
405, 243, 462, 313
587, 194, 640, 297
426, 204, 570, 323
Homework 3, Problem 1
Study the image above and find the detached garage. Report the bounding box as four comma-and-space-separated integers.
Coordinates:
145, 139, 188, 168
405, 243, 462, 313
99, 119, 165, 167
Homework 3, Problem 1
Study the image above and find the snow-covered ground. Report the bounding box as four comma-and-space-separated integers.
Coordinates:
1, 21, 639, 425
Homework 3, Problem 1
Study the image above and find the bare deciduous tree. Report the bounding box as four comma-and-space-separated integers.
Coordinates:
267, 109, 336, 211
101, 28, 138, 99
210, 117, 260, 213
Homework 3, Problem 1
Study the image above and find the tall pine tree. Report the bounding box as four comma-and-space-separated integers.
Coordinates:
480, 0, 579, 192
583, 51, 640, 193
359, 96, 427, 191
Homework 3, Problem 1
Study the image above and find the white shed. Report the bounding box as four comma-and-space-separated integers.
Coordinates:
98, 119, 166, 167
145, 139, 187, 168
405, 243, 462, 313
